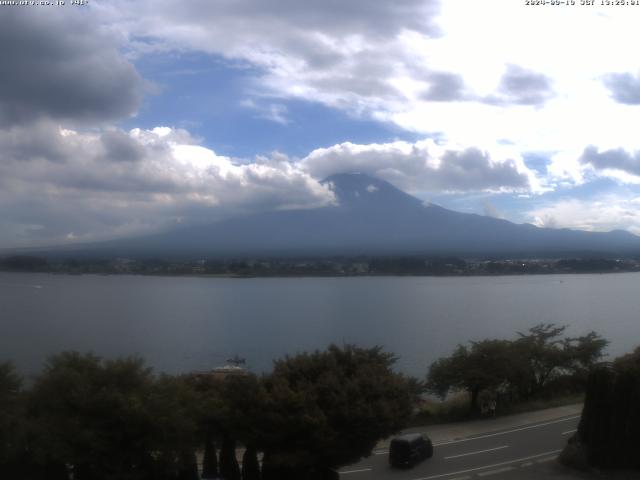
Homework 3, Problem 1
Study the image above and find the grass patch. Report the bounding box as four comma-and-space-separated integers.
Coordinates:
500, 393, 584, 416
407, 392, 584, 428
407, 392, 472, 426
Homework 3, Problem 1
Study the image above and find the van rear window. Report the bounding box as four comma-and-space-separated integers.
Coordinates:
390, 440, 410, 456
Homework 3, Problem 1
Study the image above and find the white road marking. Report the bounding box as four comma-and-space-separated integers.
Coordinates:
562, 429, 577, 435
536, 456, 557, 463
339, 468, 372, 475
411, 449, 562, 480
433, 416, 580, 447
444, 445, 509, 460
520, 461, 533, 467
373, 450, 387, 455
477, 466, 515, 477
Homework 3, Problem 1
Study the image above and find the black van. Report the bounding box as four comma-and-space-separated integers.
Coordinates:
388, 433, 433, 468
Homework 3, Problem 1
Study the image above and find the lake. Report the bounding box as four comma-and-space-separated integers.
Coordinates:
1, 272, 639, 378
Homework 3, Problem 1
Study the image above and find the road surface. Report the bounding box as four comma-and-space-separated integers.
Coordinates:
339, 406, 582, 480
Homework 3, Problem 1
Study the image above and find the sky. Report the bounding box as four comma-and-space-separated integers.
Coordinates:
3, 0, 640, 248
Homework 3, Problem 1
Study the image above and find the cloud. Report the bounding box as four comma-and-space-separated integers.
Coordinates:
0, 119, 546, 248
580, 145, 640, 177
301, 139, 536, 194
421, 72, 467, 101
485, 65, 554, 106
0, 9, 144, 126
0, 124, 335, 247
82, 0, 640, 160
101, 131, 147, 163
482, 200, 503, 219
528, 196, 640, 234
241, 100, 290, 124
603, 72, 640, 105
93, 0, 441, 114
6, 1, 640, 246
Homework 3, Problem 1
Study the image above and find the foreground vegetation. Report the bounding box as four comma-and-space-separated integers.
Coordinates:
1, 324, 633, 479
0, 346, 418, 480
562, 346, 640, 472
426, 323, 607, 416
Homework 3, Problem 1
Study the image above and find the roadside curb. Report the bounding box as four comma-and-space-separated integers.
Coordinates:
375, 404, 583, 452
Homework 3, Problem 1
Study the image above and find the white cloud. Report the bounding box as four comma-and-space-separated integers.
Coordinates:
529, 196, 640, 235
301, 139, 541, 194
0, 123, 335, 247
241, 100, 290, 124
5, 0, 640, 246
89, 0, 640, 165
0, 120, 554, 247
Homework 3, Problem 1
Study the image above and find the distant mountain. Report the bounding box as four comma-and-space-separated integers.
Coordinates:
24, 173, 640, 259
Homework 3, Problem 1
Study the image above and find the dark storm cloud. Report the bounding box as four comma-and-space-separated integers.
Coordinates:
580, 145, 640, 176
485, 65, 554, 106
0, 10, 144, 126
603, 72, 640, 105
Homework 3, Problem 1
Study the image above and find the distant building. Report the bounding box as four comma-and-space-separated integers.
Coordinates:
191, 355, 249, 380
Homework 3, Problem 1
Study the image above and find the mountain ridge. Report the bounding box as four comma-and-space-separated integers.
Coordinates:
11, 173, 640, 259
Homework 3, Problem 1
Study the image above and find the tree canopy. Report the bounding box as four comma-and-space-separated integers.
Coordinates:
2, 345, 420, 479
427, 324, 608, 415
427, 340, 515, 414
577, 346, 640, 470
26, 352, 200, 480
258, 344, 416, 475
0, 362, 22, 468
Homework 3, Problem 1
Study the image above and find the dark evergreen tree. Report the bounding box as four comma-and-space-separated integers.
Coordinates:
578, 367, 614, 467
177, 451, 199, 480
241, 445, 260, 480
219, 434, 241, 480
201, 431, 218, 479
42, 460, 71, 480
576, 346, 640, 470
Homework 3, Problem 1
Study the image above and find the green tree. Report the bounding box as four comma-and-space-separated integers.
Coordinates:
257, 345, 416, 476
28, 352, 200, 480
187, 372, 263, 479
149, 374, 201, 455
0, 362, 25, 476
426, 340, 514, 415
513, 324, 607, 398
28, 352, 157, 479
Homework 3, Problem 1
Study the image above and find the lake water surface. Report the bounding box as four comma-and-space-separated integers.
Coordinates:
2, 272, 639, 378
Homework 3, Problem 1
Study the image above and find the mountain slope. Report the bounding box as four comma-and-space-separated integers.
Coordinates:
32, 173, 640, 258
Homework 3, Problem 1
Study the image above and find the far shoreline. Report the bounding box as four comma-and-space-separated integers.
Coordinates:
2, 268, 640, 280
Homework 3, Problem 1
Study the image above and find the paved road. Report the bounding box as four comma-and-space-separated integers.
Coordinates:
339, 408, 582, 480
